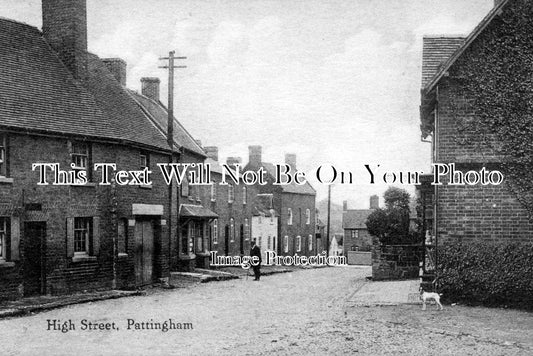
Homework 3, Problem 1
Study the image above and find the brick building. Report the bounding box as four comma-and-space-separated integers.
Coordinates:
197, 147, 256, 261
342, 196, 378, 254
244, 146, 316, 257
418, 0, 533, 248
0, 0, 205, 300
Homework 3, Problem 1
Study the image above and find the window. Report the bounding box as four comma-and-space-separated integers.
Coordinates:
284, 236, 289, 253
230, 218, 235, 242
242, 187, 247, 205
299, 208, 302, 226
181, 177, 190, 197
196, 184, 201, 202
306, 209, 311, 225
71, 142, 89, 170
139, 152, 149, 169
212, 219, 218, 244
244, 218, 249, 240
181, 224, 189, 254
308, 234, 313, 251
270, 214, 274, 224
211, 183, 217, 202
267, 236, 271, 249
273, 236, 276, 251
258, 236, 262, 248
288, 208, 293, 225
74, 217, 92, 254
117, 219, 128, 255
228, 184, 235, 203
0, 218, 6, 260
296, 236, 301, 252
188, 184, 195, 201
351, 230, 359, 239
0, 135, 7, 177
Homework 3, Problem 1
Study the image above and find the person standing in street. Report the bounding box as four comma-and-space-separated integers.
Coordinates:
250, 239, 262, 281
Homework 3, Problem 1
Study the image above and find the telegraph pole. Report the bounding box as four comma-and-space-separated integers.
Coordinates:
159, 51, 186, 148
159, 51, 186, 278
326, 184, 331, 257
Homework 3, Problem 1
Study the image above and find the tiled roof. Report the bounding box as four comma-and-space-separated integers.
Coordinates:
262, 162, 316, 196
252, 194, 277, 217
421, 36, 465, 88
422, 0, 510, 93
342, 209, 373, 229
0, 18, 170, 151
129, 91, 205, 157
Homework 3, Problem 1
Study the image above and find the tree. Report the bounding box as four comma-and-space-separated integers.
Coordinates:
366, 187, 414, 245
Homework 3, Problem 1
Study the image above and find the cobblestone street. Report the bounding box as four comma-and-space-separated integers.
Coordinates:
1, 267, 532, 355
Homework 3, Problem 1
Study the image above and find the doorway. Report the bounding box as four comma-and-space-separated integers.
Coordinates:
24, 222, 46, 296
134, 219, 154, 285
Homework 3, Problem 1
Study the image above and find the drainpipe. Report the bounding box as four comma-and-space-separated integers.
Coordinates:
434, 85, 440, 276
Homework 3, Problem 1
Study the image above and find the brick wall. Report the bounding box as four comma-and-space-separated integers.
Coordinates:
372, 239, 424, 281
0, 131, 174, 300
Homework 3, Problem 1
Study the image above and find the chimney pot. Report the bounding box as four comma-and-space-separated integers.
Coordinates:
248, 145, 262, 167
141, 77, 161, 102
42, 0, 88, 80
204, 146, 219, 161
102, 58, 127, 86
226, 157, 242, 168
285, 153, 296, 170
370, 195, 379, 209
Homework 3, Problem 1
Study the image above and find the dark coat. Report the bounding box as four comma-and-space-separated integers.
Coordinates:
250, 245, 262, 264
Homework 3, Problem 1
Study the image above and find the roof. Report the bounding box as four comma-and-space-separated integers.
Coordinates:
179, 204, 218, 219
129, 91, 205, 157
0, 18, 170, 151
342, 209, 373, 229
261, 162, 316, 196
252, 194, 277, 217
421, 36, 465, 88
422, 0, 510, 94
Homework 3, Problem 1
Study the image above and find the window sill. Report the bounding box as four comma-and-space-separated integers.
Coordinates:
139, 185, 152, 190
70, 182, 97, 188
72, 255, 97, 263
0, 261, 15, 268
0, 177, 14, 184
118, 253, 128, 258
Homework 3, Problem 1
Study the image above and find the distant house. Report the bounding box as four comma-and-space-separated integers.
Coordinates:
342, 196, 379, 254
250, 194, 278, 262
244, 146, 316, 257
329, 234, 343, 257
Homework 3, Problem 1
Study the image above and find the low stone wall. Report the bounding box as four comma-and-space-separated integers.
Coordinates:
347, 251, 372, 265
372, 242, 424, 281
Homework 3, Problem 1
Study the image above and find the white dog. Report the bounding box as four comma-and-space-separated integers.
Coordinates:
420, 288, 443, 311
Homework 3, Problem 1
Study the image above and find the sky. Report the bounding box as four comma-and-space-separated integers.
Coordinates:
1, 0, 495, 208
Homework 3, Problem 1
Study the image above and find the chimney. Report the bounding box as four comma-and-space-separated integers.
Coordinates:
102, 58, 127, 86
42, 0, 88, 80
370, 195, 379, 209
141, 77, 160, 102
285, 153, 296, 170
226, 157, 242, 169
248, 145, 262, 167
204, 146, 219, 161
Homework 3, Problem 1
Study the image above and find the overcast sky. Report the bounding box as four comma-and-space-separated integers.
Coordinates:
2, 0, 494, 208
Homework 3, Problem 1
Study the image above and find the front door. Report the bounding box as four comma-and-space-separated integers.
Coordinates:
224, 225, 229, 255
24, 222, 46, 296
134, 219, 154, 285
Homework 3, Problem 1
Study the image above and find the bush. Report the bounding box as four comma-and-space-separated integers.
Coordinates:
438, 240, 533, 310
